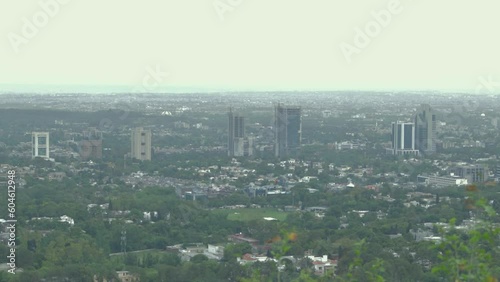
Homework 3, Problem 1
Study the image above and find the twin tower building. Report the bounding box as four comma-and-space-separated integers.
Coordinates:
390, 104, 437, 156
228, 104, 302, 158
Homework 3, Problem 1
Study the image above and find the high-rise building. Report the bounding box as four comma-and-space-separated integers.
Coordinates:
414, 104, 437, 154
32, 132, 50, 159
275, 104, 301, 158
131, 127, 151, 161
228, 108, 245, 157
390, 122, 419, 155
80, 127, 102, 160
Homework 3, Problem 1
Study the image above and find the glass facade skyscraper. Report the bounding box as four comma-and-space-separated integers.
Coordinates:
414, 104, 436, 154
275, 104, 302, 158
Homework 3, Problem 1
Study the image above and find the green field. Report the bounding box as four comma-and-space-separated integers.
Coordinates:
109, 249, 176, 262
213, 208, 288, 221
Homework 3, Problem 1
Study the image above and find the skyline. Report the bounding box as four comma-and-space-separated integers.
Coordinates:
1, 0, 500, 94
0, 83, 498, 95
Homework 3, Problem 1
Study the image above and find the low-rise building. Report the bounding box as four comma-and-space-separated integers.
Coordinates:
417, 175, 468, 187
308, 255, 337, 276
228, 233, 259, 246
454, 164, 487, 183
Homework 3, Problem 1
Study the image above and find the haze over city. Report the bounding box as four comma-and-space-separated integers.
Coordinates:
1, 1, 500, 281
1, 0, 500, 94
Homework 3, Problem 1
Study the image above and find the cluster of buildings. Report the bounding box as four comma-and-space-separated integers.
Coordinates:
31, 127, 151, 162
166, 234, 337, 277
29, 215, 75, 226
25, 101, 500, 192
31, 129, 103, 161
31, 102, 302, 163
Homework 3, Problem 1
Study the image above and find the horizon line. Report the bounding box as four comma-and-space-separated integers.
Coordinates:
0, 84, 496, 95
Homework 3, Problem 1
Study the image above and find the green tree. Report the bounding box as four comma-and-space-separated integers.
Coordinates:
191, 254, 209, 263
224, 243, 253, 262
432, 199, 500, 281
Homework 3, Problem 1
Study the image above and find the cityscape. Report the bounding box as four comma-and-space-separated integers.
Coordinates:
1, 0, 500, 281
0, 91, 500, 281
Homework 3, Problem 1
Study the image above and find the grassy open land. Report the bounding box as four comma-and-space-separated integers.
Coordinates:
213, 208, 288, 221
109, 249, 169, 263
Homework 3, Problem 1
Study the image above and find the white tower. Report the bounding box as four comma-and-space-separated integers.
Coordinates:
32, 132, 50, 159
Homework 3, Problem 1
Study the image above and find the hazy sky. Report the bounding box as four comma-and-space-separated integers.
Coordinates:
1, 0, 499, 93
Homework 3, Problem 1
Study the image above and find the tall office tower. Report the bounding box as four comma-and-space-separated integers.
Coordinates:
228, 108, 245, 157
131, 127, 152, 161
414, 104, 437, 154
390, 122, 419, 156
80, 127, 103, 160
275, 104, 302, 158
32, 132, 50, 159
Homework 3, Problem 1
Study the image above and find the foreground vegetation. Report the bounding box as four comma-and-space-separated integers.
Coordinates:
1, 173, 499, 281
